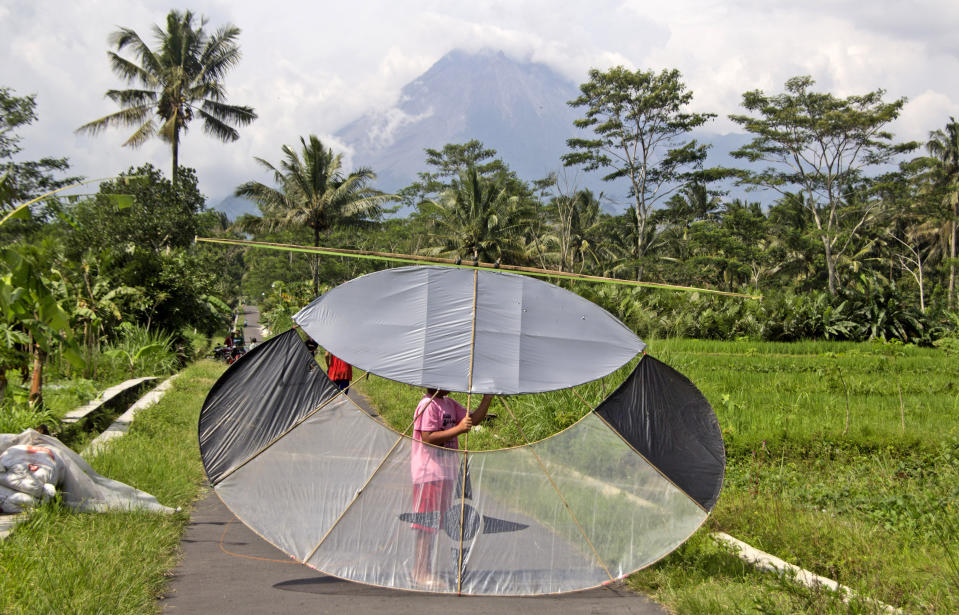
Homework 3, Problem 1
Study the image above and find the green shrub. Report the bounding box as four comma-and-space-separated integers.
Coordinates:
100, 323, 178, 380
0, 399, 59, 433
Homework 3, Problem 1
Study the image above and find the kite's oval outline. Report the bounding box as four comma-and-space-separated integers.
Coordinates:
292, 265, 646, 395
200, 268, 726, 596
210, 377, 716, 596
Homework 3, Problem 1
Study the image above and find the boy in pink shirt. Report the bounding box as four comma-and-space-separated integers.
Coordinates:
410, 389, 493, 589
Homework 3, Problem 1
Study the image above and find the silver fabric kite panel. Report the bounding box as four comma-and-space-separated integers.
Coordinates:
293, 266, 646, 394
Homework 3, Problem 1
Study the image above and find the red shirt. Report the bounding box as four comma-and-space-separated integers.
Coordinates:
327, 355, 352, 381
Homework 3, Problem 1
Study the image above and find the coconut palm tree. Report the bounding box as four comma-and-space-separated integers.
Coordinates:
77, 10, 257, 184
418, 167, 534, 266
924, 118, 959, 308
542, 189, 611, 273
236, 135, 392, 296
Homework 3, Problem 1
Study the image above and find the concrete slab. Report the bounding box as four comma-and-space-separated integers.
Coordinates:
83, 375, 179, 457
0, 513, 26, 540
62, 377, 158, 424
161, 493, 668, 614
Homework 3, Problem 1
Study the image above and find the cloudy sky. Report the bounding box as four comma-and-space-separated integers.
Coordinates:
2, 0, 958, 204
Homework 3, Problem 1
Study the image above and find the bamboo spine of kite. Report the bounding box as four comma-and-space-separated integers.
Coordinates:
194, 236, 762, 300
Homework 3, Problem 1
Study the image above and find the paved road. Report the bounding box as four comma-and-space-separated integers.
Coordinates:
163, 305, 668, 614
239, 305, 264, 348
161, 494, 667, 614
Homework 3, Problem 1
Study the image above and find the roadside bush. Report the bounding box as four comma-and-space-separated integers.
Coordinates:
178, 327, 213, 363
0, 399, 59, 433
259, 280, 318, 335
99, 323, 179, 381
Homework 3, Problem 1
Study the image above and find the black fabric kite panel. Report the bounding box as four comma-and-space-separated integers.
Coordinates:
594, 355, 725, 511
198, 329, 340, 485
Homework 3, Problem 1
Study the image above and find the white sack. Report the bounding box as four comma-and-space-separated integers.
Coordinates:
0, 484, 38, 513
0, 429, 173, 514
0, 443, 64, 498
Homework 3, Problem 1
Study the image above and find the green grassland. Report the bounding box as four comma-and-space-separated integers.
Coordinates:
0, 361, 223, 615
354, 338, 959, 614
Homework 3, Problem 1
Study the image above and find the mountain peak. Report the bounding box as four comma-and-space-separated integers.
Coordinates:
335, 49, 580, 191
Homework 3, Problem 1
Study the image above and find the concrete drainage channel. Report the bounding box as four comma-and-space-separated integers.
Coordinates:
82, 375, 178, 457
0, 374, 178, 540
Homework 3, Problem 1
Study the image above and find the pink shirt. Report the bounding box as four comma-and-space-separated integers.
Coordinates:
410, 396, 466, 484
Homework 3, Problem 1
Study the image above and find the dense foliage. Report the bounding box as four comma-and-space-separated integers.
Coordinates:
240, 71, 956, 348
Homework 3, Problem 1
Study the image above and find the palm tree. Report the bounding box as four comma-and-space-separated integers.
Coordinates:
542, 189, 611, 273
77, 10, 257, 184
236, 135, 392, 296
924, 118, 959, 308
418, 167, 534, 266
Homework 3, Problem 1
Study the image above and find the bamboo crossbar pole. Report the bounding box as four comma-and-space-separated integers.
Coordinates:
194, 236, 763, 299
457, 269, 480, 594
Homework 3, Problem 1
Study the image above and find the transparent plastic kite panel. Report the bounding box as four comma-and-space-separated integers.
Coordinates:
532, 413, 708, 579
215, 395, 399, 561
306, 436, 421, 591
310, 433, 611, 595
453, 446, 611, 595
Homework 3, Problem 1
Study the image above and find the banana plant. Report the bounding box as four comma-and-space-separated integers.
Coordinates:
0, 246, 84, 407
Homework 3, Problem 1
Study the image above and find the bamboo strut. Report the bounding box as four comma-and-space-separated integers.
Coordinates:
194, 236, 762, 299
212, 393, 345, 486
457, 269, 479, 595
305, 389, 447, 569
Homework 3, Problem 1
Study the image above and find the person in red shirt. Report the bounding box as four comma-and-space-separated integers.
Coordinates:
325, 350, 352, 393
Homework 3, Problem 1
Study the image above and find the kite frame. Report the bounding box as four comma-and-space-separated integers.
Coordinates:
206, 347, 715, 595
203, 264, 724, 595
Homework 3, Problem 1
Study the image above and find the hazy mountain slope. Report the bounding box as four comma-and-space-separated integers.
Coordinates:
210, 50, 759, 219
336, 49, 582, 191
335, 49, 759, 207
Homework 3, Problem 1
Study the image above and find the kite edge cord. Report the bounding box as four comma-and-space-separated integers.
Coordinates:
194, 236, 762, 299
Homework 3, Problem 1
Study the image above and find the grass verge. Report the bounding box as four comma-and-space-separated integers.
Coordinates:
0, 360, 223, 615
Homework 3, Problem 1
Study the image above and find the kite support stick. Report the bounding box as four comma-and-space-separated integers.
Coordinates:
308, 392, 442, 572
457, 268, 479, 595
194, 236, 762, 299
570, 387, 594, 412
497, 396, 614, 582
302, 430, 412, 565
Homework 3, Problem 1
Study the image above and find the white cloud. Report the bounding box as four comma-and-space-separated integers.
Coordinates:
2, 0, 957, 202
895, 91, 959, 141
